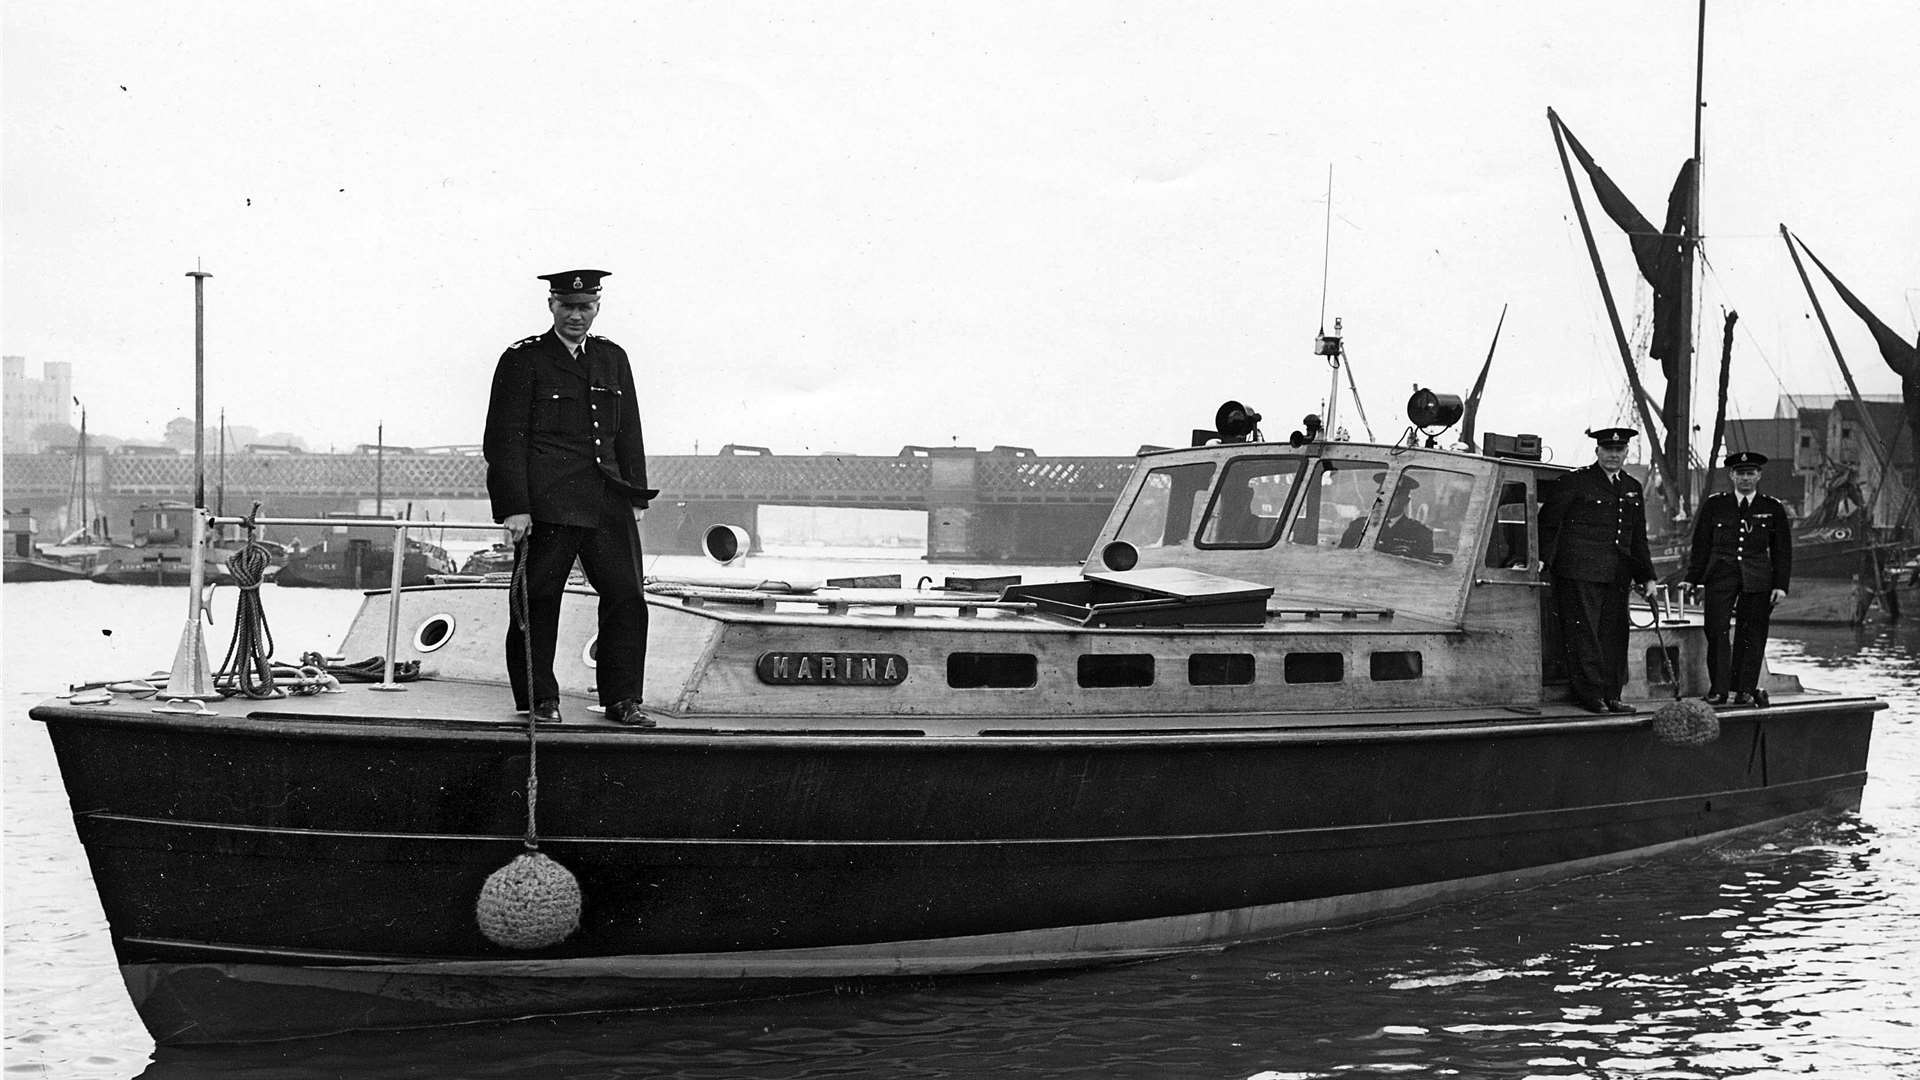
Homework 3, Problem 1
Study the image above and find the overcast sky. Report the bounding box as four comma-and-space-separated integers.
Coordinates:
4, 1, 1916, 464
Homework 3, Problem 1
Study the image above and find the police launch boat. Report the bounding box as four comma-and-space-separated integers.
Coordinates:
30, 394, 1880, 1045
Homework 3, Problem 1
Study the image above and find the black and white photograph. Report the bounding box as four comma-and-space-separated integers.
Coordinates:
5, 2, 1919, 1077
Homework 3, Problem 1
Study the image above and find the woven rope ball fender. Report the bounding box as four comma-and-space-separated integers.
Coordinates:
477, 851, 582, 949
1651, 698, 1721, 747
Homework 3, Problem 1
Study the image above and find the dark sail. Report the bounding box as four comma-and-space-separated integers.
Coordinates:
1555, 120, 1698, 500
1557, 127, 1697, 368
1799, 240, 1920, 466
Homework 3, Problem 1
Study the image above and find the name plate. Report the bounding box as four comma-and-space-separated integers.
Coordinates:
756, 652, 908, 686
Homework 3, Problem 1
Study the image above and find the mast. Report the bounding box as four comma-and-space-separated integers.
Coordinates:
1671, 0, 1707, 518
77, 402, 88, 539
1780, 225, 1898, 520
376, 421, 385, 518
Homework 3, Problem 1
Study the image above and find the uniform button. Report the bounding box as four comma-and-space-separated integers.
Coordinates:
591, 403, 598, 410
594, 438, 601, 446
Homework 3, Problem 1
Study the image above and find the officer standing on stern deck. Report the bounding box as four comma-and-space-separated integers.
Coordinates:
1539, 427, 1657, 715
1683, 451, 1792, 708
484, 270, 658, 727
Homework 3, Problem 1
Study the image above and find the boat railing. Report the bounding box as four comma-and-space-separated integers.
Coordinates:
163, 508, 506, 700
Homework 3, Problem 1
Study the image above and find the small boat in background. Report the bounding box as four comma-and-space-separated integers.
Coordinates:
2, 508, 96, 582
273, 514, 456, 588
90, 502, 251, 586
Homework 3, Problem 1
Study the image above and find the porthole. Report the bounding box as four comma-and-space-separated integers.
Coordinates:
582, 635, 599, 669
412, 613, 457, 653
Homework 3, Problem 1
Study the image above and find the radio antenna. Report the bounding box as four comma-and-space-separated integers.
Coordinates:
1317, 164, 1333, 335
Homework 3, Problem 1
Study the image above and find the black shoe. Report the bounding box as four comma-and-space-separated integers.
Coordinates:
1731, 691, 1753, 707
1604, 699, 1638, 714
1703, 692, 1728, 706
1574, 697, 1611, 714
1751, 689, 1771, 709
608, 698, 655, 728
531, 700, 563, 724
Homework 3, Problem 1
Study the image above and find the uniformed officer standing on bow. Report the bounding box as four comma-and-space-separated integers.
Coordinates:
1682, 451, 1792, 707
1539, 427, 1656, 714
484, 270, 658, 726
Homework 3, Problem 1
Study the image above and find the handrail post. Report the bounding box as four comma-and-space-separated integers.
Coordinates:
370, 521, 410, 692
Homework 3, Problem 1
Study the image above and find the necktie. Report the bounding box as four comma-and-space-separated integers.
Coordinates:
1740, 497, 1750, 512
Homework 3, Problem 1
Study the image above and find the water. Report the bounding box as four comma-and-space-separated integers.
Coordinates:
6, 561, 1920, 1079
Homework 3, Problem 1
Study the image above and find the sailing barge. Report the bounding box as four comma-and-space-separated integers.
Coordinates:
30, 397, 1880, 1045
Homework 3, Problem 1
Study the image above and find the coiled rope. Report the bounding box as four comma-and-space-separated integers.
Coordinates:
215, 537, 280, 699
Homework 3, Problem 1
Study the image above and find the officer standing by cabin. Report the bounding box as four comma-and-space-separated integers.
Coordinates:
1682, 451, 1791, 707
484, 269, 657, 726
1539, 427, 1656, 714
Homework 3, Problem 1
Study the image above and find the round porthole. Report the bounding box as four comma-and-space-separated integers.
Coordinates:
581, 636, 598, 669
413, 613, 457, 653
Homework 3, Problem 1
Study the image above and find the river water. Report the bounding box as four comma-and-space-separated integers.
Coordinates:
5, 556, 1919, 1079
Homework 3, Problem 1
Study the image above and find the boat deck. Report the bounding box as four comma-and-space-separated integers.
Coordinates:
48, 673, 1870, 741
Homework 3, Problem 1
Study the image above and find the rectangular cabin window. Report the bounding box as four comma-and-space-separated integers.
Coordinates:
1078, 654, 1155, 688
1284, 652, 1344, 683
1370, 651, 1424, 681
1645, 645, 1679, 687
1198, 456, 1305, 547
1189, 653, 1255, 685
1485, 479, 1530, 569
1291, 459, 1387, 548
1373, 465, 1474, 565
947, 652, 1038, 689
1115, 462, 1218, 551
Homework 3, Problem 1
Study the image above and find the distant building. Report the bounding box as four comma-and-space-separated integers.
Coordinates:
2, 356, 73, 453
1782, 393, 1916, 528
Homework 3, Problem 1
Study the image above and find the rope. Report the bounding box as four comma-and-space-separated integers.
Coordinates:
214, 539, 279, 699
510, 538, 541, 852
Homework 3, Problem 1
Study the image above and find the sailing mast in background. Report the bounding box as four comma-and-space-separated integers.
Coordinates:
1779, 226, 1920, 535
1544, 0, 1708, 527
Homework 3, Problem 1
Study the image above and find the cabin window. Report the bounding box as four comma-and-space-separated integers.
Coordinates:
948, 652, 1038, 689
1290, 459, 1387, 548
1370, 651, 1423, 681
1485, 480, 1531, 569
1284, 652, 1344, 683
1645, 645, 1679, 687
1115, 462, 1218, 551
1078, 654, 1155, 688
1189, 653, 1255, 685
1198, 456, 1305, 547
1366, 466, 1475, 565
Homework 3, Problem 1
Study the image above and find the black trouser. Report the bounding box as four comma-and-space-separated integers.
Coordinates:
1553, 574, 1629, 704
506, 491, 648, 709
1702, 567, 1771, 695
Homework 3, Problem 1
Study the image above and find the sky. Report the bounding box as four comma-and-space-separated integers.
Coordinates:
4, 0, 1916, 466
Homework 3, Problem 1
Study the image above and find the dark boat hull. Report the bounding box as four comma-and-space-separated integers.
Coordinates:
2, 555, 93, 582
36, 698, 1876, 1044
274, 548, 452, 588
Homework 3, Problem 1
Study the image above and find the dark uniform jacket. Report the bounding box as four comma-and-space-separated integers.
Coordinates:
484, 330, 657, 526
1539, 464, 1655, 584
1684, 491, 1792, 593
